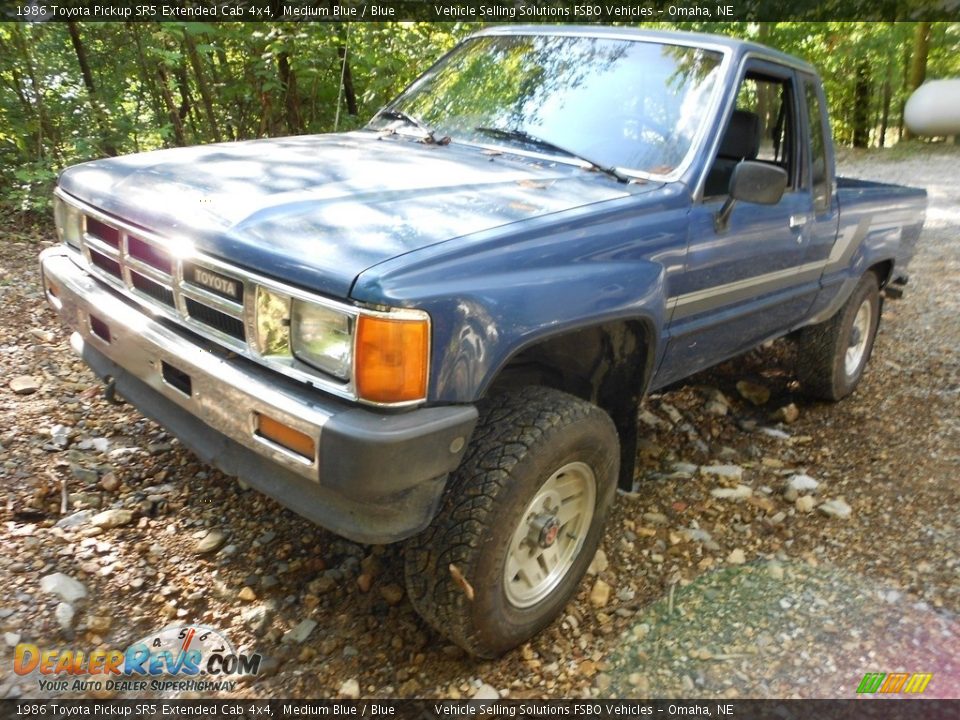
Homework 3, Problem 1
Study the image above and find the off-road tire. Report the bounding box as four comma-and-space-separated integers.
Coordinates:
796, 271, 881, 401
404, 386, 619, 658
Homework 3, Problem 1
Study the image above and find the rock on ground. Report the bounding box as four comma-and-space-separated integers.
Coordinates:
195, 529, 227, 554
700, 464, 744, 481
819, 499, 853, 519
90, 508, 133, 529
590, 579, 611, 608
338, 678, 360, 699
283, 619, 318, 644
40, 573, 87, 603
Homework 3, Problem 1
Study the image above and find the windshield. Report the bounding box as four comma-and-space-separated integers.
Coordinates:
372, 34, 724, 177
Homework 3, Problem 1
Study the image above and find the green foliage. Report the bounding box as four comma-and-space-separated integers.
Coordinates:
6, 161, 58, 213
0, 21, 955, 215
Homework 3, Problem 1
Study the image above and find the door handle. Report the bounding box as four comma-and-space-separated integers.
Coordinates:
789, 214, 810, 230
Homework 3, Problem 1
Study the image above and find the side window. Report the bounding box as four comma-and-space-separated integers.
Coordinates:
734, 75, 796, 184
704, 69, 798, 199
804, 81, 830, 213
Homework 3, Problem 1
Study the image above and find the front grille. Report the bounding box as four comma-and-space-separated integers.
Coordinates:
131, 271, 175, 307
72, 210, 247, 348
186, 298, 245, 340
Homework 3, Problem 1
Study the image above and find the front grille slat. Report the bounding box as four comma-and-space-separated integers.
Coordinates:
76, 212, 247, 345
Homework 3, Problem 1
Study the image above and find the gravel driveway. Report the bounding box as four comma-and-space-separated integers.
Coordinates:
0, 144, 957, 700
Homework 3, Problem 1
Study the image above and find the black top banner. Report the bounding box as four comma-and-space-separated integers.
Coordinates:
1, 0, 957, 22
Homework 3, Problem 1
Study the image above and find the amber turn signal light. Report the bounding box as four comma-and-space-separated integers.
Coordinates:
256, 413, 316, 460
355, 315, 429, 404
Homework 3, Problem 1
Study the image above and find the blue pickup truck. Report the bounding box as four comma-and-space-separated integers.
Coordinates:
40, 26, 926, 657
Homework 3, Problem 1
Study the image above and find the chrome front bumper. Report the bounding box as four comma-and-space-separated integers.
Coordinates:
39, 248, 477, 543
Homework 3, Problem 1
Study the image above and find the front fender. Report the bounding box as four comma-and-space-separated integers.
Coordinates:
360, 260, 668, 402
448, 263, 666, 401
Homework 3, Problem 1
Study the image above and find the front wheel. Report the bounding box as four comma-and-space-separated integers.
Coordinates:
404, 387, 619, 658
796, 271, 882, 401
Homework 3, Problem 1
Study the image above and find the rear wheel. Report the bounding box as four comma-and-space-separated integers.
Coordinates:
404, 386, 619, 658
796, 272, 881, 401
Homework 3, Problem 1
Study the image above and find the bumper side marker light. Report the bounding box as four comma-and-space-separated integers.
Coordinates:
256, 413, 315, 460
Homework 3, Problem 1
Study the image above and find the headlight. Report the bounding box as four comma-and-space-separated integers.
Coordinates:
255, 286, 292, 357
260, 292, 430, 402
54, 195, 83, 250
291, 299, 354, 381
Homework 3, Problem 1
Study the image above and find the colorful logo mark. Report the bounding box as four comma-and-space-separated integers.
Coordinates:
13, 624, 261, 694
856, 672, 933, 694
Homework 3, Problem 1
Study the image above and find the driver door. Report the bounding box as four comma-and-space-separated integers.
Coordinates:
655, 60, 820, 386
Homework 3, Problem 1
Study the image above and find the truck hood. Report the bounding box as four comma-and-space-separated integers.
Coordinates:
58, 132, 648, 298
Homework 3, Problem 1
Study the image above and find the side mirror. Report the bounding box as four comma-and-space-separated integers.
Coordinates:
715, 161, 789, 231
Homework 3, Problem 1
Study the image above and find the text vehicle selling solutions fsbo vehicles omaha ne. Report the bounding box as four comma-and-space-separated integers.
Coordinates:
40, 26, 926, 657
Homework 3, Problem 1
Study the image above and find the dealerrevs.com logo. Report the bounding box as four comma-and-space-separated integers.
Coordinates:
14, 625, 261, 693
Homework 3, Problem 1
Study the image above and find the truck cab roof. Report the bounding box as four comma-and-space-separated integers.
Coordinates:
473, 24, 817, 75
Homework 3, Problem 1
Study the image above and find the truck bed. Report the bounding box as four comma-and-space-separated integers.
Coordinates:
836, 175, 928, 197
835, 176, 927, 283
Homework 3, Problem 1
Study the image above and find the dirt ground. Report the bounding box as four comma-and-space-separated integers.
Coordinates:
0, 143, 957, 700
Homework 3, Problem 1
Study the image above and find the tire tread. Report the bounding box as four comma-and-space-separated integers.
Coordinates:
404, 386, 614, 656
796, 272, 880, 401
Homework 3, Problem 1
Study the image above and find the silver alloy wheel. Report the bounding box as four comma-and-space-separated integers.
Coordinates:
503, 461, 597, 608
845, 298, 873, 377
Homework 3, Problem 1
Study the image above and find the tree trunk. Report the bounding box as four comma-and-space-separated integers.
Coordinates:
903, 22, 931, 141
66, 22, 97, 96
908, 22, 931, 92
175, 58, 192, 122
183, 30, 221, 142
128, 22, 167, 143
897, 36, 909, 142
156, 65, 187, 146
66, 22, 117, 156
337, 44, 358, 117
852, 60, 871, 148
208, 44, 236, 140
879, 69, 892, 148
277, 51, 302, 134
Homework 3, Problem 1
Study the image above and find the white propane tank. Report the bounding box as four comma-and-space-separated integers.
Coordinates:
904, 79, 960, 136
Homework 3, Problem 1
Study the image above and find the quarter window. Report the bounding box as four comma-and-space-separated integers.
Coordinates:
805, 81, 830, 213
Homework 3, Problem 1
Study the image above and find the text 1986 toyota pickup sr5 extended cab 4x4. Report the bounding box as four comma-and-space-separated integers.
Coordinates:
40, 26, 926, 657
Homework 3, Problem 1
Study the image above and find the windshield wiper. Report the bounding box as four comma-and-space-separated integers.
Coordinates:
375, 108, 433, 135
474, 126, 628, 182
375, 109, 452, 145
